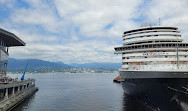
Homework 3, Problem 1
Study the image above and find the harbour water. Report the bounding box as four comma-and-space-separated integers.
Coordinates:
7, 73, 188, 111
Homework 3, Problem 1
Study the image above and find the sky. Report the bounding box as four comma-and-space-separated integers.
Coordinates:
0, 0, 188, 64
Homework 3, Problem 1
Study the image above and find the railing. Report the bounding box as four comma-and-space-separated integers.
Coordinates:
123, 32, 180, 39
0, 79, 35, 89
122, 58, 188, 62
123, 36, 182, 45
0, 85, 36, 108
115, 44, 188, 54
123, 29, 178, 36
122, 52, 188, 57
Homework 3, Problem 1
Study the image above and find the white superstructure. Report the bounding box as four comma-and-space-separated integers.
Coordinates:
115, 26, 188, 71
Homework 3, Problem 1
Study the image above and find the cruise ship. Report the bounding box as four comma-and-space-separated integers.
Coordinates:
114, 25, 188, 108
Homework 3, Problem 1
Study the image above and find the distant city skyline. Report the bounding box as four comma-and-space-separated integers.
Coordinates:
0, 0, 188, 63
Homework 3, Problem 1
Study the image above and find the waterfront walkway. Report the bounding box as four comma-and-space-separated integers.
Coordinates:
0, 79, 38, 111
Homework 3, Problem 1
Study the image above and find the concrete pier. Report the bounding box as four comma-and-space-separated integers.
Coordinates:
0, 79, 38, 111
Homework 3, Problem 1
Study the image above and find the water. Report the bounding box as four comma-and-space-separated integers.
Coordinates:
9, 73, 124, 111
7, 73, 188, 111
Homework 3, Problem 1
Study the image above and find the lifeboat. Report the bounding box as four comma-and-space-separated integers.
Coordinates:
113, 76, 121, 83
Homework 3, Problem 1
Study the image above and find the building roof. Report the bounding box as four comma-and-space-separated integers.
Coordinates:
0, 28, 26, 47
124, 26, 178, 35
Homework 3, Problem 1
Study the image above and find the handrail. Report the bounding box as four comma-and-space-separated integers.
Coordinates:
0, 79, 35, 89
0, 85, 35, 107
115, 45, 188, 52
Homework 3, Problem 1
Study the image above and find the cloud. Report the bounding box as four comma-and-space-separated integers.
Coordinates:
2, 0, 188, 64
6, 28, 59, 44
10, 1, 63, 34
54, 0, 142, 38
0, 0, 143, 64
0, 0, 4, 3
145, 0, 188, 41
9, 40, 121, 64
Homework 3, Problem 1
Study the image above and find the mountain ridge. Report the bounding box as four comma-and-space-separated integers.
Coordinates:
7, 58, 121, 72
7, 58, 70, 72
69, 62, 121, 70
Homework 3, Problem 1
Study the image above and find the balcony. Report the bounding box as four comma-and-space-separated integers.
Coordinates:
123, 36, 183, 45
114, 43, 188, 54
123, 31, 180, 39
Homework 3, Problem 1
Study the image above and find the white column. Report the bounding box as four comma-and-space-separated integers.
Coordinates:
12, 87, 15, 95
5, 88, 8, 99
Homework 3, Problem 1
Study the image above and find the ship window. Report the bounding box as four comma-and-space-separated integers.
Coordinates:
145, 57, 147, 58
122, 57, 125, 59
127, 57, 129, 59
165, 56, 168, 58
185, 56, 187, 58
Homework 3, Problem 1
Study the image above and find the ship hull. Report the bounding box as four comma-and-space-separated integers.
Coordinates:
120, 71, 188, 109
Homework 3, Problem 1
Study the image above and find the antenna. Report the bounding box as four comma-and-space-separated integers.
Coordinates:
149, 23, 152, 27
144, 23, 147, 27
159, 18, 160, 26
141, 23, 143, 27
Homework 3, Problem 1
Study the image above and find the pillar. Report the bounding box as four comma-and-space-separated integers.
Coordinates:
12, 87, 15, 95
5, 88, 8, 99
18, 86, 20, 92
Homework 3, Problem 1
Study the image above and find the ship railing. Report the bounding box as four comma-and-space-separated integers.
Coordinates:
123, 32, 181, 39
115, 44, 188, 53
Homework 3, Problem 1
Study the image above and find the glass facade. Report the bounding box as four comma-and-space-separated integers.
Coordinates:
0, 50, 8, 76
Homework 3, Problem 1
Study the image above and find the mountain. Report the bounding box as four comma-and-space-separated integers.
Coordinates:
7, 58, 121, 72
69, 63, 121, 70
7, 58, 70, 72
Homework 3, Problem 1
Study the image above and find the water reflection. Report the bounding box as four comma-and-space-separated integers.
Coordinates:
7, 73, 188, 111
122, 94, 159, 111
122, 93, 188, 111
11, 93, 36, 111
172, 94, 188, 111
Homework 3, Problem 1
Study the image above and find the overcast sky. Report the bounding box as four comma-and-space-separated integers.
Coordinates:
0, 0, 188, 64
